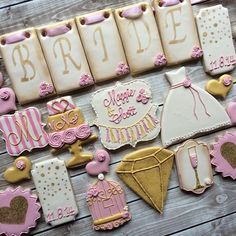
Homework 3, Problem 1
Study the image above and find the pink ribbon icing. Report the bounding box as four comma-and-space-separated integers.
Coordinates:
48, 123, 91, 148
45, 25, 70, 37
4, 32, 27, 44
84, 14, 105, 25
121, 6, 143, 19
171, 78, 211, 120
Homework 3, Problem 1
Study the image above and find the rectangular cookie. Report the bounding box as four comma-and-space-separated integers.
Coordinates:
196, 5, 236, 75
76, 9, 129, 82
152, 0, 202, 65
114, 2, 166, 75
0, 28, 55, 104
37, 19, 93, 94
31, 158, 79, 226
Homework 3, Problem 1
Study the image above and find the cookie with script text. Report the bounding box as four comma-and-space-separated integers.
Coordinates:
91, 80, 160, 150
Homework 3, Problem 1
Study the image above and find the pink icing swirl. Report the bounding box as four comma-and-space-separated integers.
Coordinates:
223, 76, 232, 86
16, 160, 26, 170
79, 73, 94, 86
154, 53, 167, 67
75, 124, 91, 140
116, 62, 130, 76
39, 81, 54, 97
63, 128, 77, 144
191, 45, 203, 59
0, 90, 10, 100
87, 187, 99, 198
183, 78, 192, 88
48, 132, 63, 148
136, 88, 150, 104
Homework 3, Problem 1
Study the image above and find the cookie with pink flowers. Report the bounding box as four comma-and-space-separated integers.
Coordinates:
0, 186, 41, 236
91, 80, 160, 150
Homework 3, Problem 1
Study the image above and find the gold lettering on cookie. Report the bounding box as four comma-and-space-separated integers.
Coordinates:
128, 20, 151, 53
8, 115, 41, 146
12, 44, 36, 82
93, 27, 108, 62
53, 37, 81, 75
166, 7, 186, 44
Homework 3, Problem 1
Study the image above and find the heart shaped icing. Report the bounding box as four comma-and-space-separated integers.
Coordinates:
85, 150, 111, 176
205, 74, 233, 99
0, 196, 28, 224
0, 88, 17, 115
221, 142, 236, 168
4, 156, 32, 183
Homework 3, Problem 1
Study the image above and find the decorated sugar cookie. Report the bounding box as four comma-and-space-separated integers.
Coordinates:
37, 19, 93, 94
0, 107, 49, 156
47, 96, 97, 168
76, 9, 129, 82
0, 187, 41, 236
205, 74, 233, 99
116, 147, 174, 213
196, 5, 236, 75
153, 0, 202, 65
211, 132, 236, 179
0, 72, 17, 115
4, 156, 32, 183
226, 101, 236, 125
86, 150, 131, 230
91, 80, 160, 150
0, 28, 55, 104
114, 2, 166, 75
175, 140, 213, 194
161, 67, 231, 147
31, 158, 79, 226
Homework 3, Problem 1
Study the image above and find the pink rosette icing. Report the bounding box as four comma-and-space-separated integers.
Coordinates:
183, 78, 192, 88
62, 128, 77, 144
0, 89, 10, 100
116, 62, 130, 76
16, 160, 26, 170
79, 73, 94, 87
48, 132, 63, 148
87, 187, 99, 198
223, 76, 232, 86
39, 81, 54, 97
154, 53, 167, 67
75, 124, 92, 140
191, 45, 203, 59
0, 187, 41, 236
136, 88, 150, 104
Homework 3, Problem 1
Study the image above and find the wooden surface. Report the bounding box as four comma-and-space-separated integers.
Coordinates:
0, 0, 235, 235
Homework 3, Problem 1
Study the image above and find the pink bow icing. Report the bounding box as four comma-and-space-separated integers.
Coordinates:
116, 62, 130, 76
39, 81, 54, 97
154, 53, 167, 67
191, 46, 203, 59
79, 73, 94, 86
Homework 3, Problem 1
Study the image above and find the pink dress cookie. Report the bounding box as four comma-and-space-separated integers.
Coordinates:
0, 186, 41, 236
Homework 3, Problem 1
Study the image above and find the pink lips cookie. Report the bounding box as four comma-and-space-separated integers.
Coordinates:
0, 186, 41, 236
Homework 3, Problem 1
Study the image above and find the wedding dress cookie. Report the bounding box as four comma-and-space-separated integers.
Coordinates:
0, 28, 55, 104
196, 5, 236, 75
37, 19, 93, 94
153, 0, 202, 65
76, 9, 129, 82
114, 2, 166, 75
161, 67, 231, 147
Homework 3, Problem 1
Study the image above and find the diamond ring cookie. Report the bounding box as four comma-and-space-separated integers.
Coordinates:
0, 187, 41, 236
86, 150, 131, 230
91, 80, 160, 150
116, 147, 174, 213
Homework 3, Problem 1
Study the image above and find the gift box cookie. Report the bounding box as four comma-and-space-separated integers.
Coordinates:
0, 28, 55, 104
76, 9, 129, 82
37, 19, 93, 94
114, 2, 166, 75
152, 0, 202, 65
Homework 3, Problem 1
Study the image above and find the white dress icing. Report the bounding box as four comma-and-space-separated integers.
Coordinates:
161, 67, 231, 147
